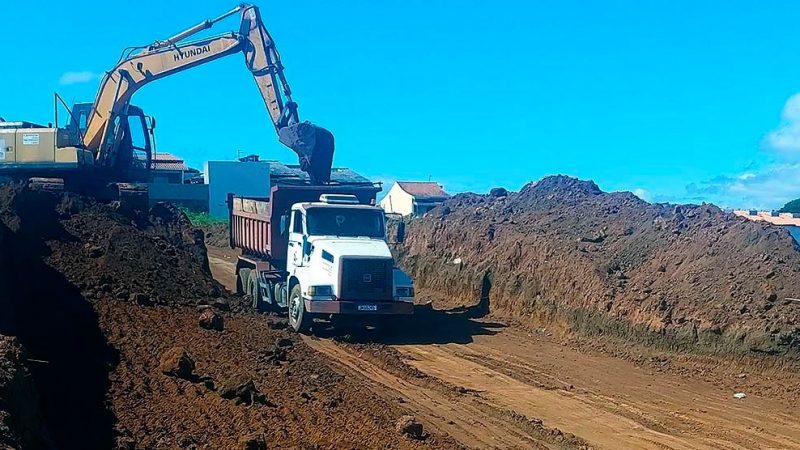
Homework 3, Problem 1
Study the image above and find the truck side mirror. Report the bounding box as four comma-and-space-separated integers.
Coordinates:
396, 221, 406, 244
280, 214, 288, 236
302, 235, 312, 255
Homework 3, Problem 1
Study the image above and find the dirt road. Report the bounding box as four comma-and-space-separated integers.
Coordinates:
208, 246, 800, 450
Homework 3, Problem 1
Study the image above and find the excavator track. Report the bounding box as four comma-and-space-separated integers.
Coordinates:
115, 183, 150, 213
27, 177, 149, 212
28, 177, 66, 193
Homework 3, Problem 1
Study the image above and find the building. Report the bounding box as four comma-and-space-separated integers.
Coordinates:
146, 152, 208, 210
733, 210, 800, 244
150, 152, 190, 184
205, 160, 272, 218
267, 161, 376, 187
732, 210, 800, 226
380, 181, 450, 217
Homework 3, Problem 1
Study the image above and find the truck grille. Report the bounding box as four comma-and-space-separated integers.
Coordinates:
340, 258, 393, 301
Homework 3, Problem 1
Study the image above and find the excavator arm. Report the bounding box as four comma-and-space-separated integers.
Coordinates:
84, 4, 333, 183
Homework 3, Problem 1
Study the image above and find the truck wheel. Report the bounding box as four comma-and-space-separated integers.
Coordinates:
288, 284, 311, 333
247, 271, 265, 312
237, 268, 252, 295
378, 316, 401, 336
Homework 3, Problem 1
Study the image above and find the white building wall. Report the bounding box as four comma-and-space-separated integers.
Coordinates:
205, 161, 271, 219
380, 183, 415, 216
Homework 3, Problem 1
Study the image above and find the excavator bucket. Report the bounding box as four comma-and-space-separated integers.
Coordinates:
278, 121, 334, 184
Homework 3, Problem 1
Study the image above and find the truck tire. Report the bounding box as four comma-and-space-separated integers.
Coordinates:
247, 271, 265, 312
237, 268, 252, 295
377, 316, 400, 336
288, 284, 312, 333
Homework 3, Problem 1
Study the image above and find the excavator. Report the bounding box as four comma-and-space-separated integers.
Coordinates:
0, 3, 334, 203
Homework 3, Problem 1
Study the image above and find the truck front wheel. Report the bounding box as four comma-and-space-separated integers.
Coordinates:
288, 284, 312, 333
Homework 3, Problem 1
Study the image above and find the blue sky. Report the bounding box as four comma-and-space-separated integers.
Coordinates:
3, 0, 800, 209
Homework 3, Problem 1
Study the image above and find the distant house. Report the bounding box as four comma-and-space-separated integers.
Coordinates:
150, 152, 190, 184
381, 182, 450, 217
147, 152, 208, 210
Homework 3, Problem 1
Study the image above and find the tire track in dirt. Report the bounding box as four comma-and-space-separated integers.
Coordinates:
303, 337, 558, 449
392, 333, 800, 450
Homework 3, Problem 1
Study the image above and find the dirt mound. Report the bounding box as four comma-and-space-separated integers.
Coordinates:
0, 336, 51, 450
201, 222, 230, 248
0, 183, 222, 308
397, 175, 800, 357
0, 184, 457, 449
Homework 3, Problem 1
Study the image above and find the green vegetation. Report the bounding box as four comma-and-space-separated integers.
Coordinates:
180, 208, 227, 227
779, 198, 800, 214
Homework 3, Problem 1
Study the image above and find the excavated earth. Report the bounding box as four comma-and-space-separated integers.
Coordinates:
397, 175, 800, 358
0, 184, 458, 450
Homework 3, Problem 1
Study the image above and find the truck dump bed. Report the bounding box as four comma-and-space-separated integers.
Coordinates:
228, 183, 381, 268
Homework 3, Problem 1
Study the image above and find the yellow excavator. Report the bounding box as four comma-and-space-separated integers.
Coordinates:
0, 3, 334, 201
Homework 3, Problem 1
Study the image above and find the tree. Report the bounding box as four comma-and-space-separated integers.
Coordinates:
779, 198, 800, 214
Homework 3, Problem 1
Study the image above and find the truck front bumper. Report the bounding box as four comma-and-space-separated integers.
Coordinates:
304, 300, 414, 315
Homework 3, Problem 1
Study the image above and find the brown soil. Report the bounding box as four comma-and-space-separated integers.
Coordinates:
0, 336, 51, 450
0, 184, 459, 449
396, 175, 800, 357
207, 241, 800, 450
201, 222, 230, 248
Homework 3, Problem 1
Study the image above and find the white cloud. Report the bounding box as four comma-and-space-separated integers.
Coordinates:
685, 163, 800, 210
58, 71, 100, 86
678, 94, 800, 210
764, 93, 800, 156
737, 172, 756, 181
632, 188, 651, 202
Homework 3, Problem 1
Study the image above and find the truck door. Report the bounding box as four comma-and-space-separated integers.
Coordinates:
287, 209, 306, 271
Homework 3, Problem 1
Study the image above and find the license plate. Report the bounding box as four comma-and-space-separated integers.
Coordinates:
357, 304, 378, 311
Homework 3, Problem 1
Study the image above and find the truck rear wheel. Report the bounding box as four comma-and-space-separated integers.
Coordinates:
247, 271, 265, 312
288, 284, 312, 333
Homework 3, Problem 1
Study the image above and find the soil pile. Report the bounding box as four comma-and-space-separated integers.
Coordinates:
201, 222, 230, 248
0, 336, 51, 450
0, 184, 456, 449
0, 187, 222, 308
397, 175, 800, 357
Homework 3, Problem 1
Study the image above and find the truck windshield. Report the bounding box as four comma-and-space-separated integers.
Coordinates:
306, 207, 384, 238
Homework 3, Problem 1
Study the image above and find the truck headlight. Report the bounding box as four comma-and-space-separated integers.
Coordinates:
308, 285, 333, 297
395, 287, 415, 298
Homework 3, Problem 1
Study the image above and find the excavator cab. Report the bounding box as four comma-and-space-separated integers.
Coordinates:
66, 103, 154, 182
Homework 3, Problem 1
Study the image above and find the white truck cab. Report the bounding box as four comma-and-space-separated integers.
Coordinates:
284, 194, 414, 332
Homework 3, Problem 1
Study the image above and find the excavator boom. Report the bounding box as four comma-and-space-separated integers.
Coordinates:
84, 3, 332, 183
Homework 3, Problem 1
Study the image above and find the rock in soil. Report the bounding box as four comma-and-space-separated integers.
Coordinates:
395, 415, 425, 440
213, 298, 231, 311
159, 347, 196, 379
237, 432, 267, 450
219, 373, 269, 405
130, 293, 152, 306
199, 309, 224, 331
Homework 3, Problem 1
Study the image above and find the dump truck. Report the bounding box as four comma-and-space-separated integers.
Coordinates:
229, 181, 415, 332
